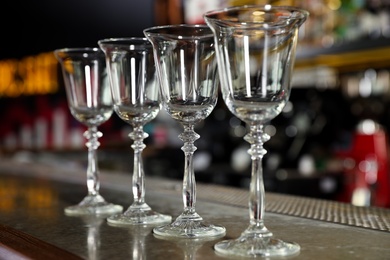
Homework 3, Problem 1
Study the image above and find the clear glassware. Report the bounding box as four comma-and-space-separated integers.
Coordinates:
144, 24, 226, 238
204, 5, 309, 257
54, 48, 123, 216
98, 37, 172, 225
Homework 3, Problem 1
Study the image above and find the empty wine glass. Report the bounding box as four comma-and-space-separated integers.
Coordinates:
144, 24, 226, 238
98, 37, 171, 225
54, 48, 123, 215
204, 5, 308, 257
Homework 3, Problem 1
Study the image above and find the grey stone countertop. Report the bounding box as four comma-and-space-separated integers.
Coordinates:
0, 158, 389, 259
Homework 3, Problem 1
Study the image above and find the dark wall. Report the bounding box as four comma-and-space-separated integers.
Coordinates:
1, 0, 155, 59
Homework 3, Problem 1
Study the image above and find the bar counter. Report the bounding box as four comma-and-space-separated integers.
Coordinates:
0, 158, 389, 259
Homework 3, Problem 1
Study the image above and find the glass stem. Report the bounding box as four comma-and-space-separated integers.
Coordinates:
84, 126, 103, 197
179, 124, 200, 214
244, 124, 272, 236
129, 125, 148, 205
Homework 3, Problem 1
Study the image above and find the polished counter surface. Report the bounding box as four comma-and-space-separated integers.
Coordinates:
0, 158, 389, 259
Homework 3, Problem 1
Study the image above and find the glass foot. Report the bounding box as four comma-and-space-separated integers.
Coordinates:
214, 236, 300, 258
65, 194, 123, 216
107, 202, 172, 225
153, 211, 226, 238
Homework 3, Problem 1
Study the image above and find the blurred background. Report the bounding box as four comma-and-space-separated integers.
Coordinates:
1, 0, 390, 208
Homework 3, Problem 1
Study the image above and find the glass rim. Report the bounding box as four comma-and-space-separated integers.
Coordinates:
143, 24, 213, 39
54, 47, 101, 54
203, 4, 309, 28
53, 47, 105, 62
97, 37, 149, 46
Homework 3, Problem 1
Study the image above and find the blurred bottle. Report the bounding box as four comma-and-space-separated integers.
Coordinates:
336, 119, 390, 208
154, 0, 184, 25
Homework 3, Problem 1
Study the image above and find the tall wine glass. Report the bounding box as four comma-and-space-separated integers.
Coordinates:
204, 5, 309, 257
54, 48, 123, 215
98, 37, 171, 225
144, 24, 226, 238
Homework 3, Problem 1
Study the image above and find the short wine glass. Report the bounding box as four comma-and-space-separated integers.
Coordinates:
205, 5, 309, 257
144, 24, 226, 238
98, 37, 172, 225
54, 47, 123, 216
